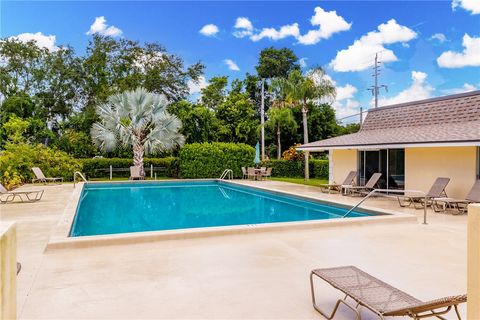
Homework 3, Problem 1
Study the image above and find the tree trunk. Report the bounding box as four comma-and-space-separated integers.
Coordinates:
277, 124, 281, 159
302, 102, 309, 181
133, 142, 145, 177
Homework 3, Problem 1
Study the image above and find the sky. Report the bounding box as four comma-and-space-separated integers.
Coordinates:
1, 0, 480, 122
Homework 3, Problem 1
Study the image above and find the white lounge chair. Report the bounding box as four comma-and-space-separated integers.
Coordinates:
0, 183, 44, 204
31, 167, 63, 184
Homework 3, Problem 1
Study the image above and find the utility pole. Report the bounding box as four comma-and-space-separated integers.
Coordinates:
359, 106, 363, 127
367, 53, 388, 108
260, 79, 265, 160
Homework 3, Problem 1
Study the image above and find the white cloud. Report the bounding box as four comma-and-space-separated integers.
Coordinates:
250, 23, 300, 42
377, 71, 433, 106
437, 34, 480, 68
297, 7, 352, 45
8, 32, 58, 51
199, 24, 219, 37
224, 59, 240, 71
232, 7, 350, 44
452, 0, 480, 14
299, 58, 308, 68
86, 16, 122, 37
443, 83, 478, 95
188, 76, 208, 95
329, 19, 417, 72
430, 33, 448, 43
233, 17, 254, 38
322, 74, 360, 119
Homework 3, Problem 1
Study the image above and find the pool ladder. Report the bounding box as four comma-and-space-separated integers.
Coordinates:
342, 188, 429, 224
219, 169, 233, 180
73, 171, 88, 188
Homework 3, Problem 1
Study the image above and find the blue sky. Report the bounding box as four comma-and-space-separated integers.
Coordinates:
1, 0, 479, 121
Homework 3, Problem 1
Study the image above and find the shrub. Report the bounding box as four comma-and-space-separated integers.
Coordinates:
179, 142, 255, 178
0, 143, 82, 189
78, 157, 179, 178
261, 159, 329, 179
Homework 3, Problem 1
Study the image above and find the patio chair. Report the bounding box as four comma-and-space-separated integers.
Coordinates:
241, 167, 248, 179
319, 171, 357, 194
0, 183, 44, 204
31, 167, 63, 184
398, 177, 450, 209
310, 266, 466, 320
247, 167, 257, 180
432, 180, 480, 214
261, 167, 272, 180
129, 166, 143, 180
343, 173, 381, 196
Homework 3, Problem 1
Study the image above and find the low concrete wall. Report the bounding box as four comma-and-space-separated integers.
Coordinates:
468, 204, 480, 318
0, 223, 17, 320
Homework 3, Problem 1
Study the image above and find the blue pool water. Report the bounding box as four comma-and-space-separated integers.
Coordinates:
70, 181, 375, 237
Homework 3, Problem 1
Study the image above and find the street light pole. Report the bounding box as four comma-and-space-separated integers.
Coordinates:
260, 78, 265, 161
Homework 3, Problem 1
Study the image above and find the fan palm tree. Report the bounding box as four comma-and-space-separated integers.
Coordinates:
91, 88, 184, 177
264, 107, 297, 159
270, 68, 336, 180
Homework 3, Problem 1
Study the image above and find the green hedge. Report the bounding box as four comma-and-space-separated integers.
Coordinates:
179, 142, 255, 178
0, 143, 81, 189
78, 157, 179, 178
261, 159, 328, 178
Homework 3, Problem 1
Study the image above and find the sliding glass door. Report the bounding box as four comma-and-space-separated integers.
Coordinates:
358, 149, 405, 189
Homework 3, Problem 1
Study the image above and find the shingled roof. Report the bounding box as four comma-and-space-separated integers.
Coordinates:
299, 90, 480, 150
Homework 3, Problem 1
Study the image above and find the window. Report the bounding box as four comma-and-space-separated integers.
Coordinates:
358, 149, 405, 189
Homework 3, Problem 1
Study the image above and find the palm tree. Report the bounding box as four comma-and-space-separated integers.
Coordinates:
91, 88, 184, 177
270, 68, 335, 180
264, 107, 297, 159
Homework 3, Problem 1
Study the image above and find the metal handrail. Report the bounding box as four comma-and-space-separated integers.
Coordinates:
219, 169, 233, 180
73, 171, 88, 188
343, 188, 428, 224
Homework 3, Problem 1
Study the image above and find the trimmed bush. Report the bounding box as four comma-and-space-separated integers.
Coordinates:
78, 157, 179, 178
261, 159, 329, 179
179, 143, 255, 178
0, 143, 81, 189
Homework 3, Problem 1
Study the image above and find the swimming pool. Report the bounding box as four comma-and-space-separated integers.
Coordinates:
70, 180, 375, 237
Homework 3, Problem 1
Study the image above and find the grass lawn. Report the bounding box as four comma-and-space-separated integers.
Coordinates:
271, 177, 328, 187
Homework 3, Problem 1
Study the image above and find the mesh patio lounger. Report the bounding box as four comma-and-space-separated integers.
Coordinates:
343, 173, 382, 197
31, 167, 63, 184
129, 166, 144, 180
0, 183, 44, 204
310, 266, 466, 320
432, 180, 480, 214
320, 171, 357, 194
397, 177, 450, 209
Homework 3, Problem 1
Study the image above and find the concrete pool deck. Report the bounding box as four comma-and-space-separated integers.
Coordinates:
1, 180, 468, 319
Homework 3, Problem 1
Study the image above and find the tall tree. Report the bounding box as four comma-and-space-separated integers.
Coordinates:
91, 88, 184, 176
255, 47, 300, 79
270, 68, 335, 179
264, 107, 297, 159
200, 76, 228, 110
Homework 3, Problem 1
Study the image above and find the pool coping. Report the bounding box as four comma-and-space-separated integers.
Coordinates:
45, 179, 417, 251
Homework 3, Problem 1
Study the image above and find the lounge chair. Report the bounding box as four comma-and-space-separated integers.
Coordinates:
343, 173, 381, 196
129, 166, 144, 180
310, 266, 466, 320
31, 167, 63, 184
261, 167, 272, 180
432, 180, 480, 214
0, 183, 44, 204
319, 171, 357, 194
398, 177, 450, 209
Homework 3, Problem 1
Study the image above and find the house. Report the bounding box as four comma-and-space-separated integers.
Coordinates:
298, 90, 480, 198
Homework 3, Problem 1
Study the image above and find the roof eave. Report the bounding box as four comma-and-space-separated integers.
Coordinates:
297, 140, 480, 151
